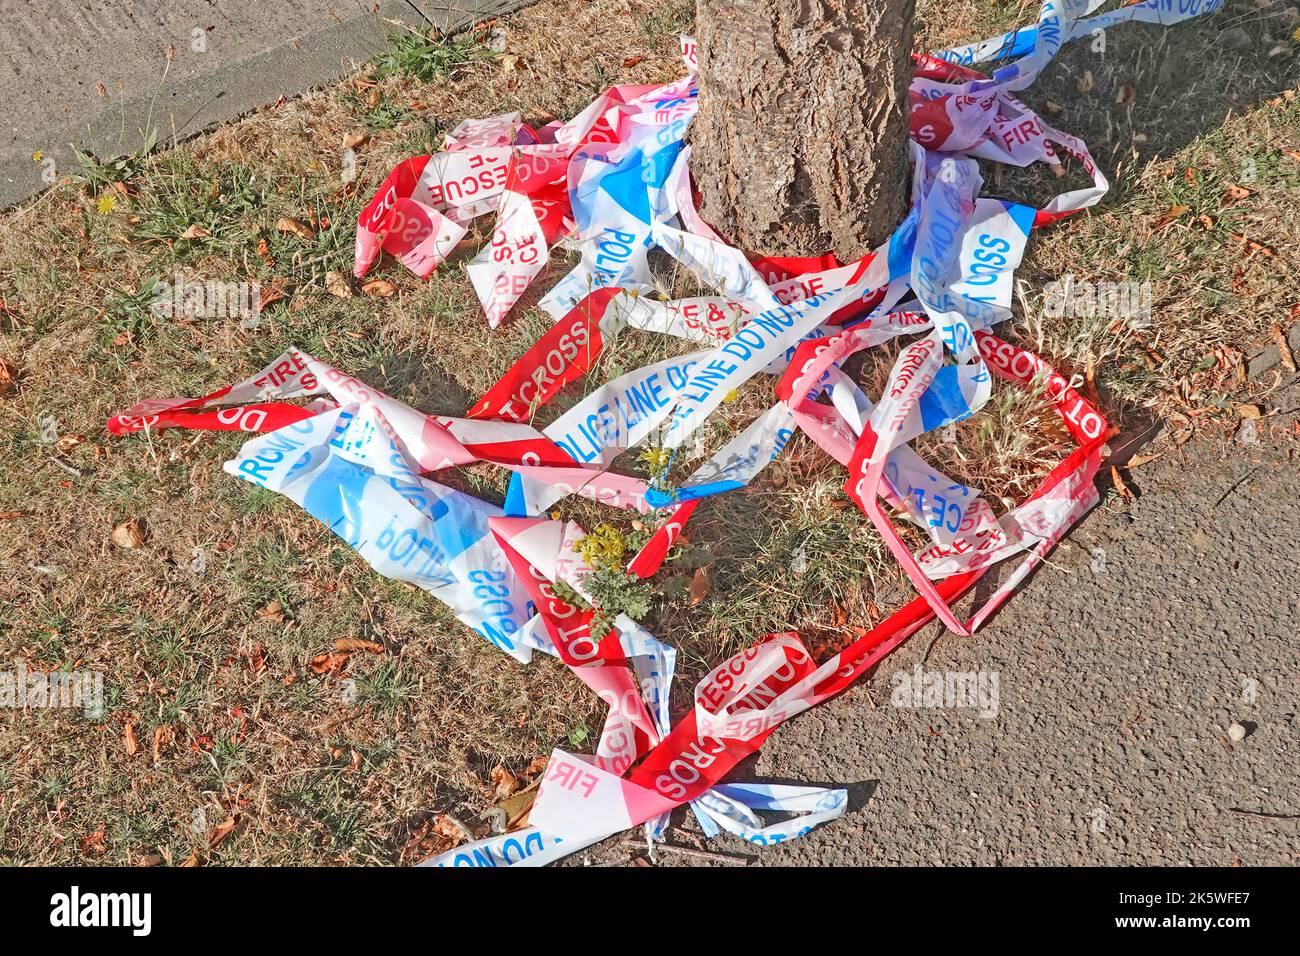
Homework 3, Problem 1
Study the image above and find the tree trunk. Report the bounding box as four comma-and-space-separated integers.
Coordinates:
692, 0, 916, 261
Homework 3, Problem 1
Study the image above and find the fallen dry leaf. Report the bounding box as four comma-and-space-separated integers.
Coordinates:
490, 764, 519, 800
1271, 323, 1296, 373
55, 433, 86, 455
245, 644, 268, 676
622, 55, 644, 67
309, 652, 350, 675
525, 755, 549, 777
360, 278, 398, 298
498, 785, 538, 829
276, 216, 316, 240
0, 357, 18, 396
111, 517, 147, 549
123, 720, 139, 756
178, 849, 201, 867
342, 130, 369, 150
0, 510, 24, 521
1155, 205, 1190, 228
208, 815, 239, 849
432, 814, 473, 847
1110, 465, 1134, 502
179, 224, 211, 240
258, 285, 289, 310
1224, 184, 1252, 201
1237, 404, 1263, 419
80, 828, 107, 856
1229, 233, 1276, 257
325, 270, 353, 298
689, 566, 711, 606
152, 724, 175, 764
1127, 452, 1164, 469
1115, 82, 1136, 106
333, 636, 384, 654
1077, 70, 1094, 93
256, 599, 287, 623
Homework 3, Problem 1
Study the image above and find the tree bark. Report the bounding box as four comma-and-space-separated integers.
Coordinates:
692, 0, 916, 261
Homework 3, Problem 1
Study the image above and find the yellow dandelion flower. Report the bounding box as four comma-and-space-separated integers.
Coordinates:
722, 389, 740, 404
31, 149, 43, 162
95, 193, 118, 215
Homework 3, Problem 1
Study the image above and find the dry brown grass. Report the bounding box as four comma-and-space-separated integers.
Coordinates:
0, 0, 1296, 865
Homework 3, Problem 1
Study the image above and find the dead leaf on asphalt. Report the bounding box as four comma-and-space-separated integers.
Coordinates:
111, 517, 147, 549
1127, 452, 1164, 468
1110, 465, 1135, 502
276, 216, 315, 240
1271, 323, 1296, 372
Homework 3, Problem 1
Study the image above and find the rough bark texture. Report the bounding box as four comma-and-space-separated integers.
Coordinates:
692, 0, 916, 260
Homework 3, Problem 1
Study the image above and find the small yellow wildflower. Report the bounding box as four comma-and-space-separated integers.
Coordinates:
722, 389, 740, 404
95, 192, 118, 215
31, 149, 43, 162
637, 446, 671, 473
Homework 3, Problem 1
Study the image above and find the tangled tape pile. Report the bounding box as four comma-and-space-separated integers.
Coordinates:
108, 0, 1221, 866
